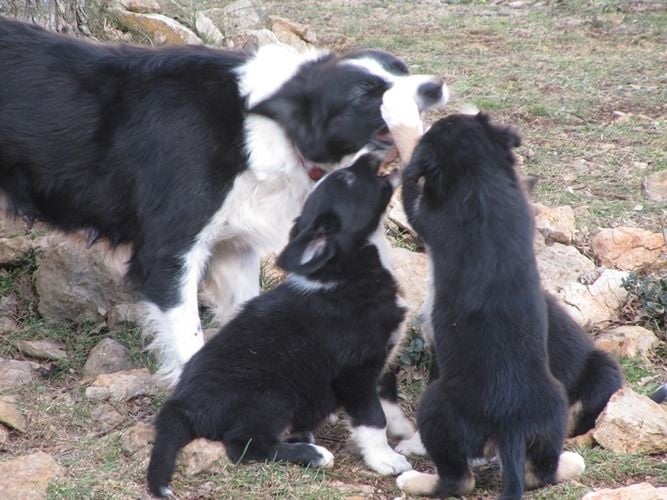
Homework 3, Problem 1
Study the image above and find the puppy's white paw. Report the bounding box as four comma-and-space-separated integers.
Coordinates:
365, 448, 413, 476
326, 413, 339, 425
310, 444, 335, 469
396, 470, 441, 495
395, 431, 427, 457
556, 451, 585, 482
381, 86, 423, 132
381, 400, 416, 440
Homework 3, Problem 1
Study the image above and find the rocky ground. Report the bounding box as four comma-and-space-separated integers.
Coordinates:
0, 0, 666, 499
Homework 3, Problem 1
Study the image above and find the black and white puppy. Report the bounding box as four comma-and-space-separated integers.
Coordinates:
0, 16, 448, 385
394, 114, 585, 499
146, 149, 413, 498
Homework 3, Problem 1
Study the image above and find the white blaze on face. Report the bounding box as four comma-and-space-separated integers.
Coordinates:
342, 57, 449, 111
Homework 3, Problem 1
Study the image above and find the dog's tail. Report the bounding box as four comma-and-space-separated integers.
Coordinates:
496, 431, 525, 500
147, 400, 195, 498
571, 350, 623, 437
650, 383, 667, 404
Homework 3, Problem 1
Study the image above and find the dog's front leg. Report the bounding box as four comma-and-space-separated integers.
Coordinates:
335, 369, 412, 475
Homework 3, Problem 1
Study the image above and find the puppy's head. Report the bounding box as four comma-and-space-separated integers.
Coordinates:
249, 49, 448, 170
404, 113, 521, 202
277, 150, 398, 276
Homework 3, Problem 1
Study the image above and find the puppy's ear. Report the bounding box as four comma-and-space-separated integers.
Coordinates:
276, 215, 339, 275
476, 113, 521, 150
403, 144, 437, 183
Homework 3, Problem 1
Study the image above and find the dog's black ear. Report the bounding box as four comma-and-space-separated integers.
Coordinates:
250, 93, 302, 127
276, 215, 339, 275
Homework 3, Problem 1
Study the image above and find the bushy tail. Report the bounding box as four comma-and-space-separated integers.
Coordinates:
496, 431, 525, 500
573, 350, 623, 436
147, 401, 195, 498
650, 383, 667, 404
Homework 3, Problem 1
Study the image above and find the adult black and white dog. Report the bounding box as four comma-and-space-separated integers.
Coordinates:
147, 148, 412, 498
394, 114, 586, 499
0, 16, 448, 385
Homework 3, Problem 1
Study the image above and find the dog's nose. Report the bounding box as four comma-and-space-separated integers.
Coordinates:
417, 80, 448, 110
418, 81, 443, 102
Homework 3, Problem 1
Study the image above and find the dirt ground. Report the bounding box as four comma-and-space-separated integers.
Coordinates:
1, 0, 665, 499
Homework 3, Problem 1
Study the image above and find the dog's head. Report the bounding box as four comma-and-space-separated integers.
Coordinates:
277, 148, 398, 276
249, 48, 448, 170
404, 113, 521, 204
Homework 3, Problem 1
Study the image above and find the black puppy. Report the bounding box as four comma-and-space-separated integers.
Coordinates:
146, 150, 412, 498
395, 114, 585, 499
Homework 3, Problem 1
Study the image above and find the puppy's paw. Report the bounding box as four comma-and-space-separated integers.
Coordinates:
396, 470, 439, 495
395, 431, 427, 457
555, 451, 585, 482
364, 448, 412, 476
381, 86, 423, 133
310, 444, 335, 469
381, 400, 416, 440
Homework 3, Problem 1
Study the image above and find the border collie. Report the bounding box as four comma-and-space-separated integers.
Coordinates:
146, 148, 413, 497
0, 16, 448, 385
394, 114, 585, 498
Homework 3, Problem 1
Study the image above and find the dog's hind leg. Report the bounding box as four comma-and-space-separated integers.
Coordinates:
336, 368, 412, 475
147, 400, 196, 498
136, 244, 208, 386
204, 243, 261, 326
525, 437, 585, 490
225, 430, 334, 469
378, 369, 416, 440
399, 380, 477, 497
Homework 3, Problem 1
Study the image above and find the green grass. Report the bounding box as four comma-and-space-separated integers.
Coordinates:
619, 356, 663, 396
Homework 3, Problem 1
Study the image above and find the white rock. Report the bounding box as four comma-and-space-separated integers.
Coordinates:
0, 236, 32, 266
582, 482, 667, 500
387, 246, 428, 318
180, 438, 227, 476
536, 240, 596, 294
534, 203, 575, 244
594, 325, 659, 361
592, 227, 666, 271
17, 339, 67, 361
0, 451, 63, 499
0, 396, 26, 433
593, 387, 667, 454
35, 236, 136, 323
195, 12, 224, 46
557, 269, 628, 325
112, 10, 203, 45
0, 358, 38, 390
82, 338, 135, 377
85, 368, 160, 401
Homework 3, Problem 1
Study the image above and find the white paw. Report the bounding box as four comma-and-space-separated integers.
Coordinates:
556, 451, 585, 482
365, 448, 413, 476
381, 400, 416, 440
381, 85, 423, 132
310, 444, 335, 469
396, 469, 424, 489
395, 431, 427, 457
326, 413, 339, 425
